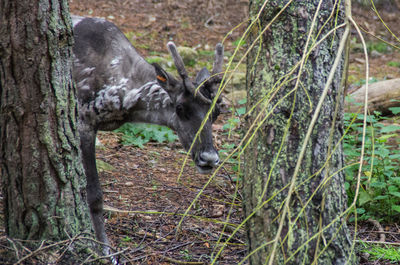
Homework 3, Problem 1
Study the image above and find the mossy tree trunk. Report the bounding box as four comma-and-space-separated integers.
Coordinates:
243, 1, 356, 264
0, 0, 92, 243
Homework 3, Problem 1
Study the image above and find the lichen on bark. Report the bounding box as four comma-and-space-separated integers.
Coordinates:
0, 0, 92, 244
243, 1, 356, 264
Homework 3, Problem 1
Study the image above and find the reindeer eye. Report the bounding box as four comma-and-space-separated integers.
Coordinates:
176, 104, 183, 112
176, 104, 192, 120
176, 104, 184, 117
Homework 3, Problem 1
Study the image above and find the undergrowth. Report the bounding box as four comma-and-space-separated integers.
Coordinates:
114, 123, 177, 148
219, 98, 246, 179
344, 102, 400, 223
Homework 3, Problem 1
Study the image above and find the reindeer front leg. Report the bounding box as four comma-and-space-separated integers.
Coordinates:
80, 129, 110, 254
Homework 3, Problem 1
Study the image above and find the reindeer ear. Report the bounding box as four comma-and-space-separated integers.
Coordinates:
153, 63, 168, 86
153, 63, 178, 89
153, 63, 180, 100
195, 67, 211, 86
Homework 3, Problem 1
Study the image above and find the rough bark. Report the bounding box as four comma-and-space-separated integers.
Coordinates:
243, 1, 356, 264
345, 78, 400, 115
0, 0, 91, 243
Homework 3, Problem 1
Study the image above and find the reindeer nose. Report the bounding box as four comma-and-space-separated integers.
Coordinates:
199, 151, 220, 167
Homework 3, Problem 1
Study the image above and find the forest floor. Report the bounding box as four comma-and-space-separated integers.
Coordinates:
1, 0, 400, 264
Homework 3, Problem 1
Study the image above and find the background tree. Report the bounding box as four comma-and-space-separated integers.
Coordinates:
243, 1, 356, 264
0, 0, 91, 255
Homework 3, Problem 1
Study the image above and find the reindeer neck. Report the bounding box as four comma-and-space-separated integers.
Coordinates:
81, 80, 177, 132
123, 81, 177, 128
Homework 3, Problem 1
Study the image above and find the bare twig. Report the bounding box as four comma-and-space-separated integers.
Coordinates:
14, 238, 70, 264
6, 233, 126, 265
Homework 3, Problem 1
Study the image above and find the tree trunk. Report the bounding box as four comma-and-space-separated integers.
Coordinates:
243, 1, 356, 264
0, 0, 91, 244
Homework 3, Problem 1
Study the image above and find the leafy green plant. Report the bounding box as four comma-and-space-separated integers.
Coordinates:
344, 108, 400, 222
222, 98, 246, 132
389, 107, 400, 115
180, 249, 193, 261
121, 236, 132, 242
233, 38, 246, 48
219, 143, 237, 163
114, 123, 178, 148
222, 117, 240, 131
218, 98, 246, 179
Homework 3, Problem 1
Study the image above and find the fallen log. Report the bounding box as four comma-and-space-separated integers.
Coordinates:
345, 78, 400, 115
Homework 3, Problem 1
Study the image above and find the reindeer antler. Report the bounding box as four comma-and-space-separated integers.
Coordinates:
167, 42, 188, 79
209, 43, 224, 99
211, 43, 224, 79
167, 42, 212, 104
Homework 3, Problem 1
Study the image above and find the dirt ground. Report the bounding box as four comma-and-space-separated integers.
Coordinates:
0, 0, 399, 264
69, 0, 248, 55
349, 3, 400, 86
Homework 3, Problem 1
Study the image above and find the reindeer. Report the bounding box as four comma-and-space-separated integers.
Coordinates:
71, 16, 224, 254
